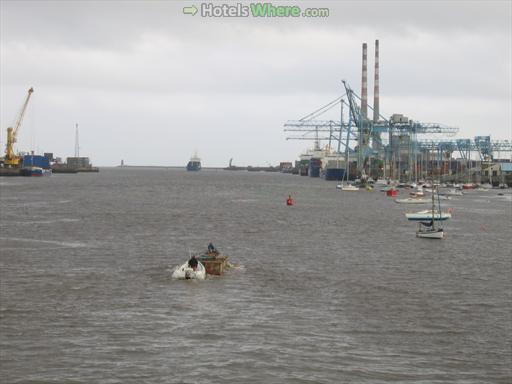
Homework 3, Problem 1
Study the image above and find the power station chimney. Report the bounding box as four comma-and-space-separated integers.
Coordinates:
373, 39, 380, 123
361, 43, 368, 120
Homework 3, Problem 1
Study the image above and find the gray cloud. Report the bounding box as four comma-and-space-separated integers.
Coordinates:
0, 0, 510, 166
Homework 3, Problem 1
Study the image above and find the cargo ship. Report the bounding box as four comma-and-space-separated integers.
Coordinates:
20, 154, 52, 176
299, 148, 323, 177
20, 166, 52, 176
309, 156, 322, 177
298, 146, 345, 179
298, 153, 311, 176
322, 153, 346, 181
186, 153, 201, 171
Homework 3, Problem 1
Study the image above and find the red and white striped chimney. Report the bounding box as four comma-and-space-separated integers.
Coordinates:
373, 39, 380, 123
361, 42, 368, 120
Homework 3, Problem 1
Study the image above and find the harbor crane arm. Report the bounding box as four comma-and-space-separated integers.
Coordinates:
4, 87, 34, 166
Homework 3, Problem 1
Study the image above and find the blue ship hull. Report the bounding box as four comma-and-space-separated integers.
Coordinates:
324, 168, 345, 181
20, 167, 52, 177
309, 166, 320, 177
309, 158, 322, 178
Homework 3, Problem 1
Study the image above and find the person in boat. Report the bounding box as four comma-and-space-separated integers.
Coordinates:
188, 255, 198, 270
207, 242, 216, 253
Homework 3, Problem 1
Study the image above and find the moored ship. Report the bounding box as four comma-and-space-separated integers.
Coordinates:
306, 147, 328, 178
322, 153, 345, 181
309, 156, 322, 177
298, 153, 311, 176
298, 146, 346, 180
20, 154, 52, 176
20, 166, 52, 176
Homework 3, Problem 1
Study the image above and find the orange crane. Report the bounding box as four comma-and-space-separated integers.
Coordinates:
4, 87, 34, 167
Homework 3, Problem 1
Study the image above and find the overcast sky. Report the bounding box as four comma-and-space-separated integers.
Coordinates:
1, 0, 511, 166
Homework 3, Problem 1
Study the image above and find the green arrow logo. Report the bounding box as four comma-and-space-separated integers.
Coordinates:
183, 5, 198, 16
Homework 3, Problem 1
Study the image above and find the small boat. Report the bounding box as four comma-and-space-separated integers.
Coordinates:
197, 250, 230, 276
406, 210, 452, 221
386, 188, 398, 197
444, 189, 463, 196
395, 198, 429, 204
416, 222, 444, 239
186, 153, 201, 171
172, 260, 206, 280
410, 189, 425, 197
416, 185, 444, 239
337, 183, 359, 191
462, 183, 474, 190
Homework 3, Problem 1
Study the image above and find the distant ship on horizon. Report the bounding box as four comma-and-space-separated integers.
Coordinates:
186, 153, 201, 171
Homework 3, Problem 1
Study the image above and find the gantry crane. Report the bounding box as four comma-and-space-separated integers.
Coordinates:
285, 80, 462, 180
4, 87, 34, 167
417, 137, 512, 160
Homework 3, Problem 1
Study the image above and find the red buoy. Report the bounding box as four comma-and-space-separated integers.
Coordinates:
286, 195, 294, 206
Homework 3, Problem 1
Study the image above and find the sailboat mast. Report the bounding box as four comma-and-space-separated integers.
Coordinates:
431, 183, 436, 229
437, 185, 442, 230
343, 106, 352, 184
337, 99, 343, 154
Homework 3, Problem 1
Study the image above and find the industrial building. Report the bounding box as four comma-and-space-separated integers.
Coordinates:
66, 157, 91, 169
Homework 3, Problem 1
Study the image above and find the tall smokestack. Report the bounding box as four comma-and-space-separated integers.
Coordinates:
361, 43, 368, 119
373, 39, 380, 123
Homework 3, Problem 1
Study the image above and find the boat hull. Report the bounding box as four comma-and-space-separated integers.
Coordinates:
196, 251, 229, 275
309, 158, 322, 178
324, 168, 345, 181
20, 167, 52, 177
186, 161, 201, 171
395, 198, 428, 204
337, 184, 359, 191
416, 228, 444, 239
299, 159, 309, 176
172, 261, 206, 280
406, 212, 452, 221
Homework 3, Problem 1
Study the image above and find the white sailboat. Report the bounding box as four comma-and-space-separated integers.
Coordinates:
337, 183, 359, 191
336, 150, 359, 191
444, 188, 463, 196
416, 185, 444, 239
